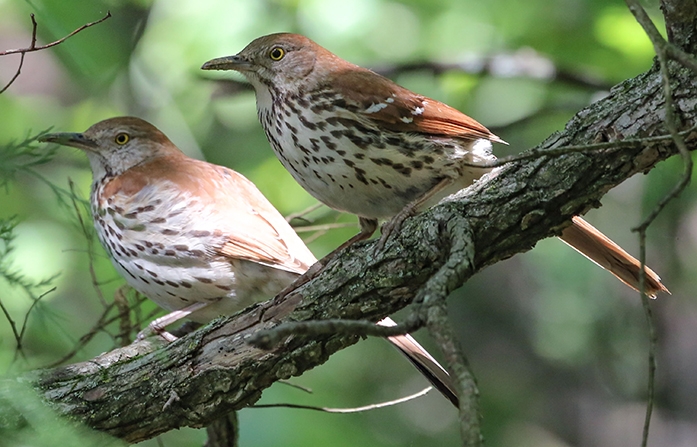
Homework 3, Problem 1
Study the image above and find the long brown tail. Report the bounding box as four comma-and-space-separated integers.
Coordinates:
378, 318, 459, 407
374, 216, 669, 409
559, 216, 669, 298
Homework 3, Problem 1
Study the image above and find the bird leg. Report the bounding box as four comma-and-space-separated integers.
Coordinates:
377, 178, 455, 251
136, 301, 210, 342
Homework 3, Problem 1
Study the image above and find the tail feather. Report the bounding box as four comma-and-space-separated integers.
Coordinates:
559, 216, 669, 298
369, 216, 668, 409
378, 318, 459, 407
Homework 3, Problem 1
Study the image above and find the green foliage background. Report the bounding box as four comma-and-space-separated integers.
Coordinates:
1, 0, 695, 446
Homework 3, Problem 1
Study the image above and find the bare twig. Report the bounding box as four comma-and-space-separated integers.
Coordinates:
0, 298, 22, 352
284, 203, 356, 242
427, 301, 481, 445
0, 12, 112, 55
664, 43, 697, 73
292, 222, 356, 233
0, 12, 112, 94
0, 217, 59, 359
0, 28, 29, 93
205, 412, 239, 447
284, 202, 324, 223
252, 387, 432, 413
113, 286, 134, 347
43, 302, 116, 368
637, 229, 658, 447
302, 221, 352, 244
415, 217, 481, 446
249, 315, 423, 350
624, 2, 693, 232
44, 291, 149, 367
623, 2, 694, 446
12, 287, 55, 362
68, 179, 108, 307
277, 381, 313, 394
17, 286, 55, 346
460, 126, 697, 169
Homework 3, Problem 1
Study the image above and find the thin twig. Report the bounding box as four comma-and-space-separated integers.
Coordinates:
252, 387, 432, 413
284, 203, 354, 242
0, 52, 27, 95
415, 218, 481, 445
0, 218, 57, 356
623, 2, 693, 446
17, 287, 56, 344
284, 202, 324, 223
1, 12, 112, 56
248, 316, 423, 350
624, 4, 693, 232
0, 298, 21, 350
665, 43, 697, 73
277, 381, 314, 394
292, 222, 357, 233
300, 217, 359, 244
114, 285, 134, 347
0, 12, 111, 94
460, 126, 697, 169
44, 292, 148, 367
68, 179, 108, 307
426, 301, 481, 445
637, 229, 657, 447
12, 287, 56, 362
43, 302, 116, 368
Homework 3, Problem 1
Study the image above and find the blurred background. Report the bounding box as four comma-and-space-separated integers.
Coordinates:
1, 0, 695, 446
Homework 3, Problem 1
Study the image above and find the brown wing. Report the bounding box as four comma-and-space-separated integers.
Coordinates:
215, 208, 315, 276
203, 164, 317, 275
329, 67, 506, 143
128, 154, 316, 275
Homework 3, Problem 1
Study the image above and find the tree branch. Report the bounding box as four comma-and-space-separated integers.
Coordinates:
622, 1, 697, 444
17, 55, 696, 443
0, 12, 111, 94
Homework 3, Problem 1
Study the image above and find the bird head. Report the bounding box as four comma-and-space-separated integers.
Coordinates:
40, 117, 179, 179
202, 33, 344, 93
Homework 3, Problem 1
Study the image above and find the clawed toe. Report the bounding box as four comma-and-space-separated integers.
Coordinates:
375, 206, 417, 252
136, 324, 178, 342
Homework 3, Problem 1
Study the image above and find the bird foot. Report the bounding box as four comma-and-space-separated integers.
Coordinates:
136, 324, 178, 342
376, 204, 417, 252
134, 301, 209, 342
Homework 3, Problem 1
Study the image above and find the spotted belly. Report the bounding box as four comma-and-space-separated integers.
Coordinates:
262, 112, 491, 219
91, 186, 294, 322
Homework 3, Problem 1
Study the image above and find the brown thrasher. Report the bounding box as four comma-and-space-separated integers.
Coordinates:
40, 116, 459, 406
202, 33, 668, 297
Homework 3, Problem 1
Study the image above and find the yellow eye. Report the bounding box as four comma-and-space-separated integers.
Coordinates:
115, 133, 130, 145
269, 47, 285, 61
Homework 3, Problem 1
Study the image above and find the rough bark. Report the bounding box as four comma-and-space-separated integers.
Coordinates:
19, 1, 697, 444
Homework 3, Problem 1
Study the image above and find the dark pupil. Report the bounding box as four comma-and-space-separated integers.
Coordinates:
272, 49, 282, 58
117, 135, 126, 143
